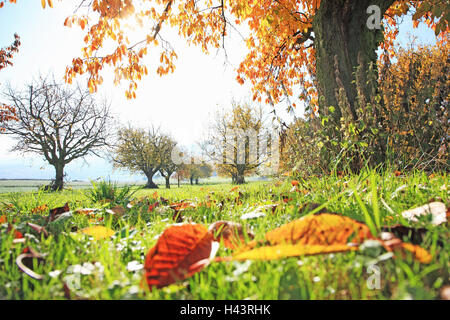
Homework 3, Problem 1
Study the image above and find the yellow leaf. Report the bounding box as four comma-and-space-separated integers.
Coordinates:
47, 0, 53, 8
264, 213, 374, 246
233, 244, 356, 260
80, 226, 115, 240
41, 0, 46, 9
400, 243, 433, 264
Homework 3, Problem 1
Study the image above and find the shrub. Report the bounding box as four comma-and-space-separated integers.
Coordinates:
86, 180, 138, 206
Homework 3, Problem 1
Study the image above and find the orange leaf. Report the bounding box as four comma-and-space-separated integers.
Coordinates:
291, 180, 299, 187
144, 224, 216, 289
31, 204, 48, 214
0, 215, 6, 224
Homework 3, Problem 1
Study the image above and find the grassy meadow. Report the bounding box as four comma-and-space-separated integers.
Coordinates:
0, 170, 448, 300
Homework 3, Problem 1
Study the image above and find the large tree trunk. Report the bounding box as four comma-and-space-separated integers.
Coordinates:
235, 165, 246, 184
52, 162, 65, 191
313, 0, 394, 122
144, 171, 158, 189
165, 176, 170, 189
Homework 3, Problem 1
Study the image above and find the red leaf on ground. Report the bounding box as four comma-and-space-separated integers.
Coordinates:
144, 224, 216, 289
7, 223, 23, 239
48, 203, 70, 222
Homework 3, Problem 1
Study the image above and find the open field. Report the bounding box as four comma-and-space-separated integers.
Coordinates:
0, 170, 448, 300
0, 177, 267, 193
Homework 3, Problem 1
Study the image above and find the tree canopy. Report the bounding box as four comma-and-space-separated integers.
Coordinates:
55, 0, 448, 110
3, 76, 113, 190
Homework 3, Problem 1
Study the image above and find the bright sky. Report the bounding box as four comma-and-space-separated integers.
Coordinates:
0, 1, 438, 181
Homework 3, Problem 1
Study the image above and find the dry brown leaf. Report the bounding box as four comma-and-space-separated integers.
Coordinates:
47, 203, 70, 222
106, 205, 126, 216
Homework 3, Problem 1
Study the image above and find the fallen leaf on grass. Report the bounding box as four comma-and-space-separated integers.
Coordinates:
147, 201, 160, 213
382, 239, 433, 264
232, 213, 432, 264
233, 244, 357, 260
105, 205, 126, 216
80, 226, 115, 240
264, 213, 374, 246
208, 221, 254, 249
16, 247, 45, 280
7, 223, 23, 240
31, 204, 48, 214
144, 224, 218, 289
47, 203, 70, 222
27, 222, 49, 238
401, 202, 447, 226
0, 215, 7, 223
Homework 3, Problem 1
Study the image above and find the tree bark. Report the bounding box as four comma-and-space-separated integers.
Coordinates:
144, 171, 158, 189
52, 162, 65, 191
235, 165, 246, 184
165, 176, 170, 189
195, 178, 199, 185
313, 0, 394, 122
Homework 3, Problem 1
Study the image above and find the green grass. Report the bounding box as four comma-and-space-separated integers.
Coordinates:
0, 170, 448, 300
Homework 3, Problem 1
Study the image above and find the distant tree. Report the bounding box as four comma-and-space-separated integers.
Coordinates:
186, 162, 213, 185
202, 101, 267, 184
159, 136, 180, 189
113, 126, 171, 189
3, 76, 113, 190
173, 163, 189, 187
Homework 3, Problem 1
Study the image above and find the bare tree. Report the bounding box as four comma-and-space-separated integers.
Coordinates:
3, 76, 113, 190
